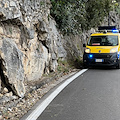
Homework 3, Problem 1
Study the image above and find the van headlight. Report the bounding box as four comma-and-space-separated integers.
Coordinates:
110, 48, 118, 53
85, 48, 91, 53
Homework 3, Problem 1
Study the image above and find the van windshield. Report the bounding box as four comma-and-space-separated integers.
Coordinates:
87, 36, 118, 46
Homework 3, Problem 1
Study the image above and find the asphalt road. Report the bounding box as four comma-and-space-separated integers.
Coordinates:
37, 68, 120, 120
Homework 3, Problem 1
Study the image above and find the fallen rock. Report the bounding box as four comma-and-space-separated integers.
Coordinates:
5, 92, 13, 97
2, 87, 8, 94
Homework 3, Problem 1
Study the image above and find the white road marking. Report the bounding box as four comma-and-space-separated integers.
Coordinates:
25, 69, 88, 120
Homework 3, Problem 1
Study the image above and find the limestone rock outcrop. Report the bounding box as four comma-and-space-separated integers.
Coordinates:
0, 0, 67, 97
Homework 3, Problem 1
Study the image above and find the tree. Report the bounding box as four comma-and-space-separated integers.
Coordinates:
85, 0, 112, 29
50, 0, 112, 34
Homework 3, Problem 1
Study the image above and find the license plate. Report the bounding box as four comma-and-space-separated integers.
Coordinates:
95, 59, 103, 62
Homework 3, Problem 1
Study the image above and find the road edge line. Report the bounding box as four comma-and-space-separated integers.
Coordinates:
25, 69, 88, 120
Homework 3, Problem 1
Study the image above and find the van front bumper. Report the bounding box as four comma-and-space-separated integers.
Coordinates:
83, 52, 119, 67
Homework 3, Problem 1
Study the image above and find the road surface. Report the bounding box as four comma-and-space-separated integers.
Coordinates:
38, 68, 120, 120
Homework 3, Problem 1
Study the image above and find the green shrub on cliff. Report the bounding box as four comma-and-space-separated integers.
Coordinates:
50, 0, 112, 34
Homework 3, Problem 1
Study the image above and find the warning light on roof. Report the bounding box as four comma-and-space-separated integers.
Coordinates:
112, 29, 119, 33
98, 26, 120, 33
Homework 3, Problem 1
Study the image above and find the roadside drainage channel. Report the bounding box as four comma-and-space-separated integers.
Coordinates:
21, 69, 88, 120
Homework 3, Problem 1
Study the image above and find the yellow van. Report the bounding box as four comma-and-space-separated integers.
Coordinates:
83, 26, 120, 68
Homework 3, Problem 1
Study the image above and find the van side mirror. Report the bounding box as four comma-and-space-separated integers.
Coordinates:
83, 43, 86, 47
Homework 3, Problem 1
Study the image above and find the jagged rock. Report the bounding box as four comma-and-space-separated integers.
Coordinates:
0, 0, 21, 21
24, 42, 49, 81
63, 29, 96, 60
2, 87, 8, 94
0, 38, 25, 97
0, 0, 67, 97
5, 92, 13, 97
10, 1, 16, 7
47, 18, 67, 71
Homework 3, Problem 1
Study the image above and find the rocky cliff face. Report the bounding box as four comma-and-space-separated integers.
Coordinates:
63, 29, 95, 60
0, 0, 67, 97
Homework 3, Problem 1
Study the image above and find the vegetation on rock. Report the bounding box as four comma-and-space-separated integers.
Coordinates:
50, 0, 114, 34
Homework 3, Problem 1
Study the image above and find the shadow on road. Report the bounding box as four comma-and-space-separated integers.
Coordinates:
88, 66, 118, 70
